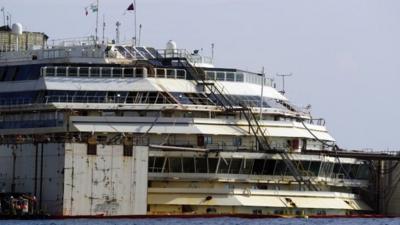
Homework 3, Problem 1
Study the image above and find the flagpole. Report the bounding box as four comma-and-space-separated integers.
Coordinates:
134, 0, 137, 46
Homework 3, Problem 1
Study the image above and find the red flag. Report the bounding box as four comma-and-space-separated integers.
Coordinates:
127, 3, 134, 11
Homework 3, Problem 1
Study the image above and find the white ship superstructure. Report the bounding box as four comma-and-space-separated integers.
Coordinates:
0, 28, 372, 216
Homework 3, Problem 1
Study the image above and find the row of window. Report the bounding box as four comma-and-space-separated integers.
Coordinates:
210, 94, 295, 111
0, 111, 63, 121
0, 90, 295, 111
42, 66, 148, 78
148, 156, 370, 180
0, 90, 216, 107
0, 91, 177, 105
42, 66, 187, 80
0, 111, 64, 129
204, 70, 273, 86
205, 71, 244, 82
44, 91, 179, 105
0, 64, 273, 89
0, 119, 63, 129
197, 135, 242, 147
42, 66, 272, 87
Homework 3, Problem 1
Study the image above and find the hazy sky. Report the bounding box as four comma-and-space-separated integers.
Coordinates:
2, 0, 400, 150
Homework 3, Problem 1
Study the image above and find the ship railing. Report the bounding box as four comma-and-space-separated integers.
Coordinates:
0, 96, 170, 106
322, 174, 369, 186
49, 36, 97, 48
188, 54, 213, 65
0, 48, 105, 62
148, 169, 367, 183
0, 43, 42, 53
292, 105, 312, 115
156, 49, 213, 65
0, 94, 212, 107
41, 46, 105, 59
156, 49, 191, 59
330, 148, 400, 157
205, 70, 274, 87
0, 43, 18, 52
44, 95, 173, 105
275, 100, 311, 115
0, 49, 35, 61
308, 118, 326, 126
206, 143, 255, 151
149, 166, 163, 173
353, 148, 400, 156
334, 173, 345, 182
0, 96, 309, 116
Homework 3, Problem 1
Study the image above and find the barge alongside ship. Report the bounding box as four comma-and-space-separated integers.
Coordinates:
0, 24, 383, 217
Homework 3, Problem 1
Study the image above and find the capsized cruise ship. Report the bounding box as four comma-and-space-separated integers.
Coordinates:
0, 23, 373, 217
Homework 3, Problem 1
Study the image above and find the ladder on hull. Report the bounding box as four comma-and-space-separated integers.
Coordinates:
238, 106, 318, 191
161, 57, 319, 191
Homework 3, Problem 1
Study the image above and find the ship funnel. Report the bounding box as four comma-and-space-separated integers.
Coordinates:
11, 23, 23, 35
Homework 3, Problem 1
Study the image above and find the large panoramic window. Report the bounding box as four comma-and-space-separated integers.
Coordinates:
79, 67, 89, 77
90, 67, 100, 77
101, 67, 112, 77
167, 157, 182, 173
226, 72, 235, 81
113, 68, 122, 77
195, 157, 208, 173
216, 72, 225, 81
124, 68, 134, 77
56, 67, 67, 76
68, 67, 78, 77
182, 158, 195, 173
252, 159, 265, 175
235, 73, 244, 82
146, 155, 368, 182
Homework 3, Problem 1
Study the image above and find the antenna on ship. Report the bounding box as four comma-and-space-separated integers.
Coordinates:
276, 73, 292, 95
134, 0, 137, 46
116, 21, 121, 44
102, 14, 106, 44
1, 7, 5, 26
93, 0, 100, 43
138, 24, 142, 46
211, 43, 215, 62
6, 11, 11, 27
260, 67, 265, 120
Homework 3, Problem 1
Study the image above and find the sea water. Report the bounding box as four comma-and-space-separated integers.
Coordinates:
0, 218, 399, 225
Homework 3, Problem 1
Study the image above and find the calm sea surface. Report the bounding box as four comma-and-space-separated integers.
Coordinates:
0, 218, 399, 225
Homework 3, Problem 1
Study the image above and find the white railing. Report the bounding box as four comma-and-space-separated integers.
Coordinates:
49, 36, 97, 48
156, 49, 213, 65
205, 70, 274, 87
0, 50, 33, 61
